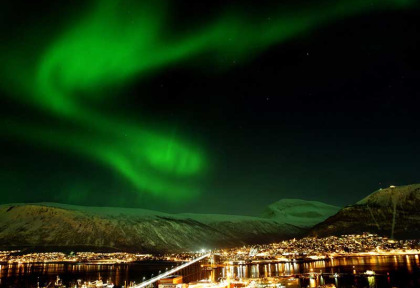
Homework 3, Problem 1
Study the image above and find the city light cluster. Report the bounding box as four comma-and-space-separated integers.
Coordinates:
0, 251, 203, 264
0, 251, 152, 264
214, 233, 420, 262
0, 233, 419, 265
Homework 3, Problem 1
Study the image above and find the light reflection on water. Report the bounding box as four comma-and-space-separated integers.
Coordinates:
0, 261, 175, 287
0, 255, 419, 287
215, 255, 420, 287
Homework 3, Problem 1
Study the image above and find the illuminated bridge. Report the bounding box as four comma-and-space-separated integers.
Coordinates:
133, 253, 211, 288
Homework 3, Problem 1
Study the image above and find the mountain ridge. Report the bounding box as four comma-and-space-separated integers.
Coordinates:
0, 202, 306, 253
310, 184, 420, 239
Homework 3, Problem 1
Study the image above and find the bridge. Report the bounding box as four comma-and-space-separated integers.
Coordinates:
133, 253, 211, 288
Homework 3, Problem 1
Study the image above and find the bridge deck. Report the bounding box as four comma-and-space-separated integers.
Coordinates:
133, 253, 211, 288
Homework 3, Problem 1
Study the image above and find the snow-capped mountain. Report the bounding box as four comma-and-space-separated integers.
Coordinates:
261, 199, 340, 228
310, 184, 420, 239
0, 203, 304, 253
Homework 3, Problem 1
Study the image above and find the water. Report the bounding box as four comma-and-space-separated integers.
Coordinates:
218, 254, 420, 287
0, 261, 177, 287
1, 255, 419, 288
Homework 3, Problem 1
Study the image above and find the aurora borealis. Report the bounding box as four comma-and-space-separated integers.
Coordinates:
1, 0, 419, 213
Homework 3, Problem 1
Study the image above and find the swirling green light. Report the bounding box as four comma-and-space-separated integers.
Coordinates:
0, 0, 415, 201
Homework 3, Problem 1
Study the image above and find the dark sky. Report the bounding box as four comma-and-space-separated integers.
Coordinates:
0, 0, 419, 215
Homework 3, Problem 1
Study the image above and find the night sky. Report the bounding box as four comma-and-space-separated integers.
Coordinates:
1, 0, 419, 215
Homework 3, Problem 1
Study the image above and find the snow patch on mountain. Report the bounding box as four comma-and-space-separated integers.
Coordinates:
261, 199, 340, 228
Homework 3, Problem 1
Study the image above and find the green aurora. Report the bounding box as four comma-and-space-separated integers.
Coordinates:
0, 0, 416, 202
